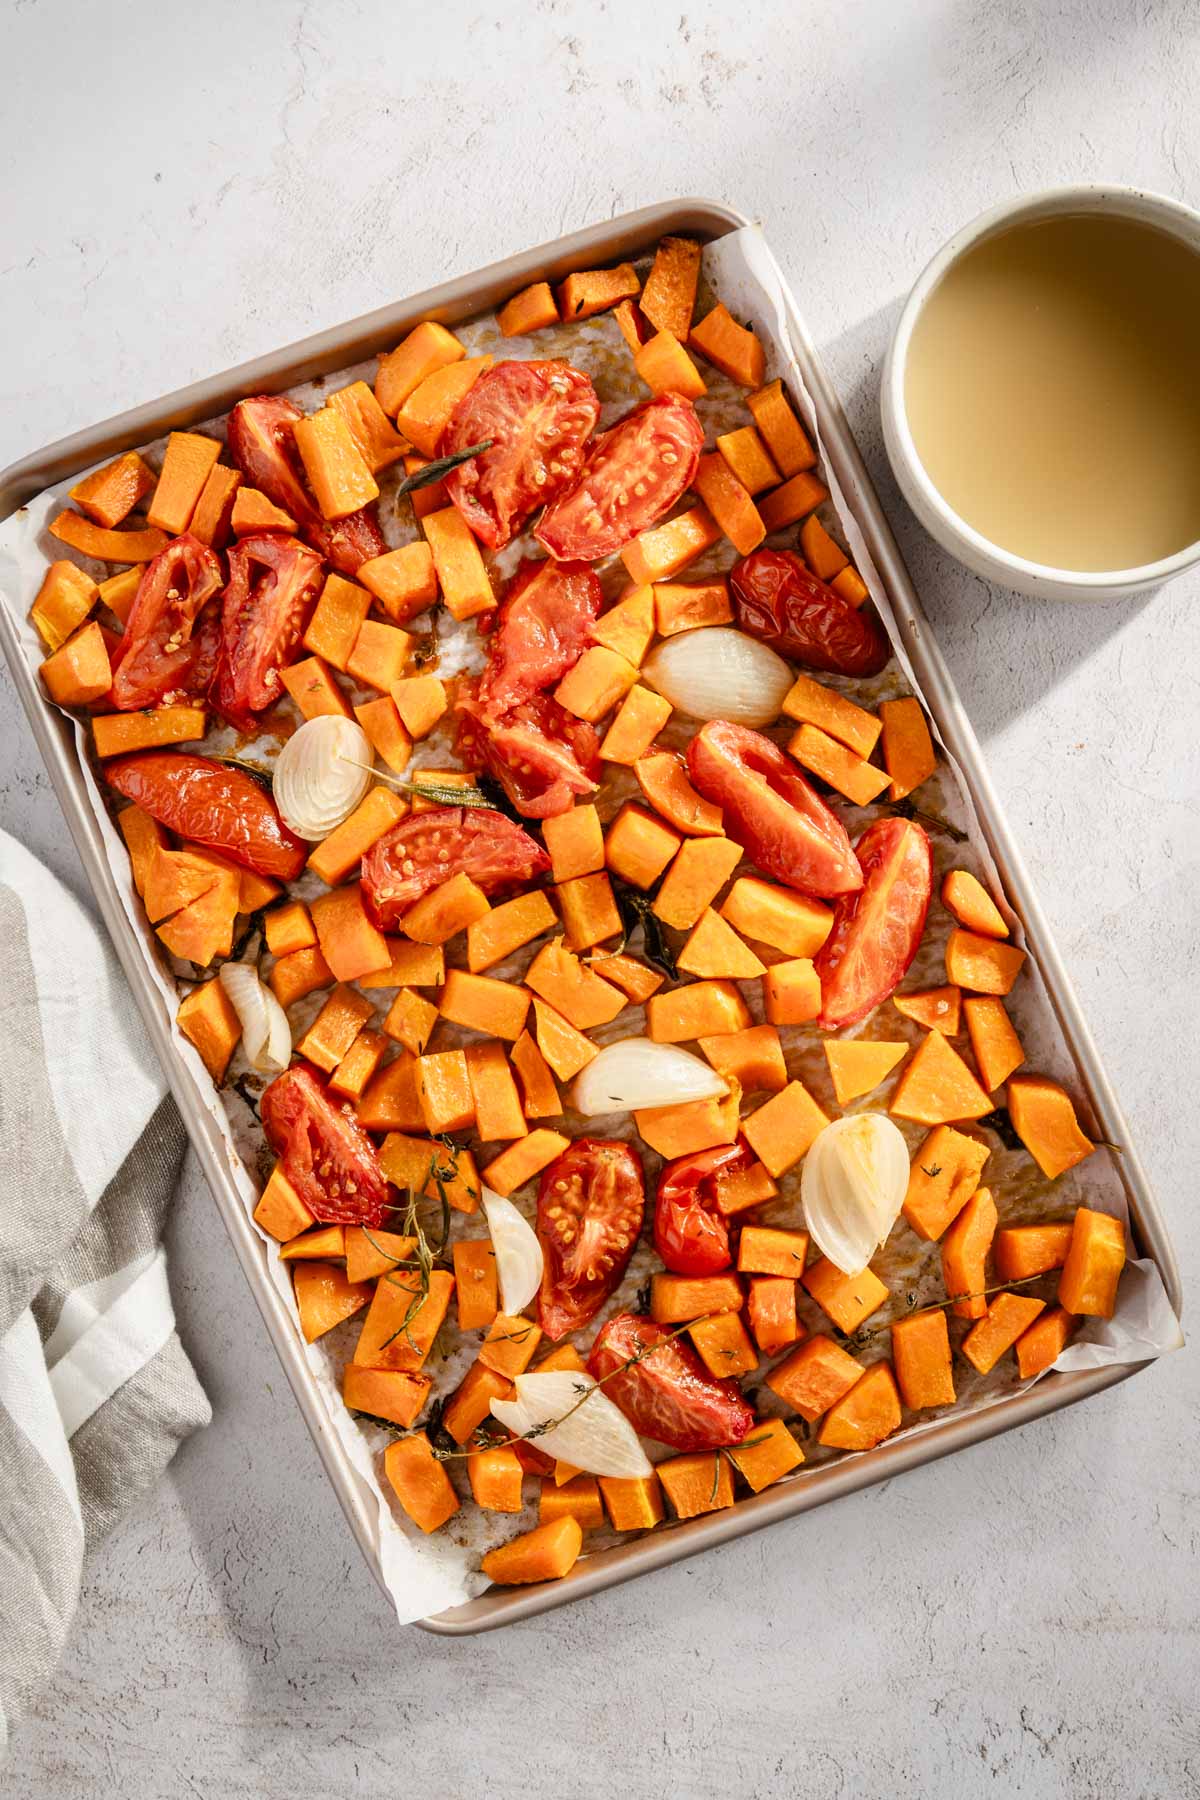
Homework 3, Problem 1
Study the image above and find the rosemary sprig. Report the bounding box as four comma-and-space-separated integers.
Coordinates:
341, 757, 496, 813
396, 438, 494, 496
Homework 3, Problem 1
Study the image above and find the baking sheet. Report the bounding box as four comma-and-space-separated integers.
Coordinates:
0, 223, 1182, 1622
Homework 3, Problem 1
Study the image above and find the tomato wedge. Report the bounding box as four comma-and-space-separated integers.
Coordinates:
441, 360, 600, 549
588, 1313, 755, 1451
213, 532, 324, 731
653, 1142, 762, 1276
730, 548, 890, 677
262, 1065, 390, 1227
535, 394, 703, 561
537, 1139, 645, 1339
458, 691, 599, 820
686, 720, 862, 898
814, 817, 933, 1029
227, 396, 385, 574
478, 557, 603, 710
359, 805, 548, 931
108, 534, 223, 712
105, 750, 308, 881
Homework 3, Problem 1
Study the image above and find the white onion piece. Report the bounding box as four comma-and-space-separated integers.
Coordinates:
642, 628, 794, 728
481, 1186, 543, 1315
801, 1113, 910, 1276
491, 1370, 652, 1478
218, 961, 292, 1073
572, 1038, 728, 1116
272, 717, 373, 841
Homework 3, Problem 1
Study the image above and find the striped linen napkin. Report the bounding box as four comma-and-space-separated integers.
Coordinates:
0, 828, 210, 1755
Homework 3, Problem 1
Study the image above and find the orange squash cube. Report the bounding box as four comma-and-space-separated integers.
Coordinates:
93, 706, 207, 758
558, 262, 640, 320
902, 1125, 990, 1242
880, 697, 936, 801
230, 488, 296, 534
788, 723, 890, 807
817, 1360, 902, 1451
70, 450, 155, 528
421, 506, 495, 621
354, 696, 413, 776
439, 968, 530, 1042
414, 1049, 474, 1134
97, 566, 142, 626
309, 882, 389, 982
542, 803, 605, 882
652, 576, 732, 636
823, 1040, 909, 1106
354, 1267, 456, 1373
343, 1367, 430, 1430
465, 1042, 529, 1142
590, 585, 655, 665
498, 281, 559, 336
766, 1334, 861, 1422
742, 1081, 829, 1177
269, 944, 334, 1007
636, 749, 725, 836
747, 380, 817, 476
146, 432, 222, 534
946, 929, 1027, 997
479, 1313, 543, 1379
746, 1277, 801, 1353
117, 804, 168, 898
719, 877, 832, 958
994, 1223, 1074, 1284
799, 514, 848, 582
657, 1450, 735, 1519
467, 889, 556, 973
688, 1310, 758, 1377
891, 1310, 956, 1410
678, 908, 765, 980
964, 995, 1025, 1092
307, 787, 408, 886
375, 320, 465, 418
357, 542, 440, 624
782, 673, 881, 758
715, 425, 780, 495
689, 303, 765, 387
358, 939, 444, 989
759, 473, 831, 532
961, 1293, 1046, 1375
802, 1259, 889, 1334
646, 978, 750, 1043
346, 620, 413, 692
532, 997, 598, 1082
639, 235, 702, 337
1007, 1075, 1096, 1179
510, 1030, 562, 1119
538, 1474, 606, 1531
356, 1052, 424, 1133
604, 803, 681, 890
481, 1516, 582, 1584
635, 1085, 740, 1159
402, 872, 490, 945
942, 869, 1009, 938
831, 567, 870, 607
523, 938, 625, 1029
1016, 1306, 1076, 1380
469, 1446, 526, 1514
295, 406, 379, 518
303, 573, 372, 671
40, 621, 111, 707
293, 1260, 372, 1342
599, 683, 673, 764
727, 1416, 805, 1490
443, 1359, 515, 1444
176, 979, 241, 1083
737, 1225, 809, 1278
554, 871, 623, 951
29, 559, 98, 649
762, 958, 822, 1026
599, 1472, 666, 1532
326, 379, 410, 473
49, 511, 168, 564
555, 645, 639, 724
329, 1027, 389, 1102
653, 835, 743, 931
620, 503, 721, 585
482, 1128, 571, 1196
383, 987, 439, 1055
384, 1432, 460, 1534
893, 985, 962, 1036
634, 329, 707, 400
296, 983, 374, 1072
693, 452, 765, 555
889, 1030, 992, 1125
280, 655, 352, 721
585, 952, 664, 1003
452, 1238, 500, 1332
941, 1185, 998, 1321
1058, 1208, 1125, 1317
397, 357, 492, 459
390, 674, 448, 738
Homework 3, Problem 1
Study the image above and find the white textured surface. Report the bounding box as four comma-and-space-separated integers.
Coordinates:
1, 1, 1197, 1794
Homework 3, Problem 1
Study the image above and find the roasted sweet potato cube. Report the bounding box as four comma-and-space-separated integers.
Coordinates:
902, 1125, 990, 1241
639, 235, 701, 338
961, 1293, 1046, 1375
481, 1515, 582, 1584
384, 1431, 460, 1534
890, 1310, 956, 1410
538, 1474, 606, 1532
598, 1472, 665, 1532
746, 380, 816, 477
498, 281, 559, 337
343, 1367, 430, 1430
727, 1416, 805, 1491
293, 1261, 372, 1343
689, 303, 765, 388
1057, 1208, 1125, 1318
802, 1259, 889, 1334
817, 1361, 902, 1451
766, 1334, 860, 1423
1016, 1306, 1076, 1380
737, 1226, 809, 1278
469, 1446, 525, 1514
746, 1277, 801, 1354
353, 1267, 456, 1372
657, 1450, 735, 1519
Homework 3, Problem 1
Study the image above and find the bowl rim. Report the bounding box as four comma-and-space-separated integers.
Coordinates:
884, 182, 1200, 592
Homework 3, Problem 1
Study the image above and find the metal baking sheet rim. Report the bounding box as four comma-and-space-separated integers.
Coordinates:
0, 198, 1181, 1637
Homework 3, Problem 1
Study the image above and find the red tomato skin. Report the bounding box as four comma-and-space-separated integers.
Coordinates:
457, 690, 599, 820
105, 751, 308, 881
537, 1139, 645, 1340
108, 534, 223, 712
478, 557, 603, 710
588, 1313, 755, 1451
213, 532, 325, 731
730, 549, 890, 677
261, 1064, 390, 1227
815, 817, 933, 1029
653, 1143, 759, 1276
440, 360, 600, 550
535, 395, 704, 561
359, 805, 549, 930
227, 396, 385, 574
686, 720, 862, 898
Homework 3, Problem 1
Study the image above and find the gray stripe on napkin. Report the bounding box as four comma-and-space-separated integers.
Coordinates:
31, 1094, 187, 1345
0, 1405, 84, 1745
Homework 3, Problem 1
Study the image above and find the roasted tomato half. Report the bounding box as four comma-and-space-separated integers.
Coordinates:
360, 804, 548, 931
108, 534, 223, 711
213, 532, 324, 731
653, 1141, 762, 1276
227, 396, 385, 574
478, 557, 603, 710
105, 750, 308, 881
815, 816, 932, 1029
458, 690, 599, 820
687, 720, 862, 898
441, 360, 600, 549
535, 394, 704, 561
730, 548, 890, 677
262, 1065, 390, 1227
588, 1313, 755, 1451
537, 1138, 645, 1339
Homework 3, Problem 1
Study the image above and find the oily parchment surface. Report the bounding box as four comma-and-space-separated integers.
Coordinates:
0, 225, 1181, 1620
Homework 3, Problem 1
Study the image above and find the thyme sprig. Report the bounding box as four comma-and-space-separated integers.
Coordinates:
396, 438, 494, 496
892, 797, 968, 843
832, 1269, 1050, 1352
375, 1161, 453, 1355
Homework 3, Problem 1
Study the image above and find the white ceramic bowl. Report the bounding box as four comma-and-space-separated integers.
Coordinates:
882, 185, 1200, 602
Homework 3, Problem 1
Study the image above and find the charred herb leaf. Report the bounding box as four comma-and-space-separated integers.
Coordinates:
977, 1109, 1024, 1152
610, 877, 679, 981
396, 438, 494, 496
